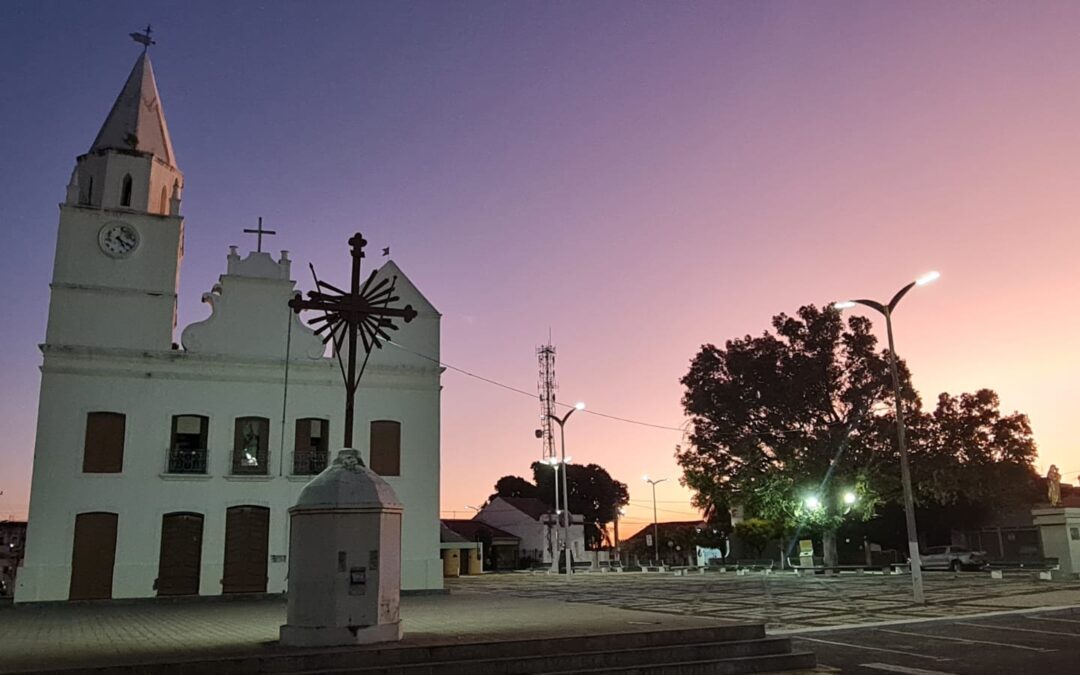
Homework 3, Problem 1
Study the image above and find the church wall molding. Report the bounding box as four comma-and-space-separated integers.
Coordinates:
49, 282, 177, 299
40, 365, 440, 391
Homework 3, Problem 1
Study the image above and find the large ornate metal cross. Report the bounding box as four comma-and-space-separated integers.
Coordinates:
288, 233, 416, 447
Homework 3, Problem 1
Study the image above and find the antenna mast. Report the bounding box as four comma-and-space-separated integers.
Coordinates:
537, 343, 557, 462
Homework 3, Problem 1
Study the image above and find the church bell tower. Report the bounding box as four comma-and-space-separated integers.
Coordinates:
45, 34, 184, 351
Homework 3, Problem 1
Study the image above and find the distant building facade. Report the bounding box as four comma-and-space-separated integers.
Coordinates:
474, 496, 585, 565
623, 520, 711, 566
1, 521, 26, 595
441, 519, 521, 570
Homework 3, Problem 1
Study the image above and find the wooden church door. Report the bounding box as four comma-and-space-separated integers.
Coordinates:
222, 506, 269, 593
156, 513, 203, 596
69, 512, 118, 600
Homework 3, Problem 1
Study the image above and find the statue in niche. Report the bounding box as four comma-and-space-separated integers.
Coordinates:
1047, 465, 1061, 507
241, 422, 260, 467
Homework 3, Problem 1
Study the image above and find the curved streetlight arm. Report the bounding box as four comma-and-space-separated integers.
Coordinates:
847, 279, 920, 316
887, 280, 918, 312
547, 406, 580, 428
851, 298, 887, 315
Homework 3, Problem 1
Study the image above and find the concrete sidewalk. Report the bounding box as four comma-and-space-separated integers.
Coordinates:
0, 592, 728, 673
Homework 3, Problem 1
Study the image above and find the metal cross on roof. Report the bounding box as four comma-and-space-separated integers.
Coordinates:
130, 25, 155, 50
243, 217, 276, 252
288, 233, 417, 447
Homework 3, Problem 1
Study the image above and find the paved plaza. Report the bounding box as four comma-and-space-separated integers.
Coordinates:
1, 570, 1078, 673
0, 591, 725, 673
447, 569, 1080, 631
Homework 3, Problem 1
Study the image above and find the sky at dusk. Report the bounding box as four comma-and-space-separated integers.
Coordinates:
2, 1, 1078, 533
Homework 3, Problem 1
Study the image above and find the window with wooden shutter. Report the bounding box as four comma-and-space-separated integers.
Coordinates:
369, 420, 401, 476
232, 417, 269, 475
83, 412, 125, 473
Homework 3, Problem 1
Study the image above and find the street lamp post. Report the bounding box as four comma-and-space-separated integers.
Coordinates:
540, 456, 563, 570
643, 476, 667, 564
548, 402, 585, 576
835, 270, 939, 604
537, 429, 562, 567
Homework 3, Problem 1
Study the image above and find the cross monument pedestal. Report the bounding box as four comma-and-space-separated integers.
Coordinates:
280, 448, 404, 647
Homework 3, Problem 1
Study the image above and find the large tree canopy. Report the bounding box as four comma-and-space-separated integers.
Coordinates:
490, 475, 538, 501
678, 304, 911, 533
533, 462, 629, 548
679, 303, 1041, 555
910, 389, 1039, 508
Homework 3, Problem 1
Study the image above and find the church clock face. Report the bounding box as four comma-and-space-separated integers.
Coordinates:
98, 221, 140, 258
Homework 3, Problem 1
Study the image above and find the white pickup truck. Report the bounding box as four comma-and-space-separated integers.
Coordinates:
920, 545, 987, 571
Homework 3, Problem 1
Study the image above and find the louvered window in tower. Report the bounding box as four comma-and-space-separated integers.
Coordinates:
120, 174, 133, 207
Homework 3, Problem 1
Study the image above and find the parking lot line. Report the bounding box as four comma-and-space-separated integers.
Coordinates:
773, 604, 1079, 635
794, 636, 950, 661
860, 663, 958, 675
876, 628, 1056, 653
955, 621, 1077, 637
1026, 615, 1080, 625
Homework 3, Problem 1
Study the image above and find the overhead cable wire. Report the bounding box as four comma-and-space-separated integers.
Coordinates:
384, 340, 880, 439
386, 339, 687, 432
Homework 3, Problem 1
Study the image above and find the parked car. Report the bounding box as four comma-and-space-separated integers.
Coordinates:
920, 545, 986, 571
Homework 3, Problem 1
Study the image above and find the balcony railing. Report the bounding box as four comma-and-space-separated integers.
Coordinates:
293, 448, 328, 475
167, 447, 208, 474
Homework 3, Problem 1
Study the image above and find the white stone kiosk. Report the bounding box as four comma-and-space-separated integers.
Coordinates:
1031, 507, 1080, 581
280, 449, 404, 646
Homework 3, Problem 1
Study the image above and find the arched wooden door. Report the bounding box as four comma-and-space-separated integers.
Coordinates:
222, 506, 269, 593
157, 513, 203, 596
69, 512, 118, 600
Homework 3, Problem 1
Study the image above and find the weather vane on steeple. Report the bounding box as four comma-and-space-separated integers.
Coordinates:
130, 24, 155, 51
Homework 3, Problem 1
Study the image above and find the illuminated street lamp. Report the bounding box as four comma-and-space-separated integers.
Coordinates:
835, 271, 939, 604
540, 456, 565, 569
804, 495, 822, 511
642, 475, 667, 563
843, 491, 857, 506
548, 402, 585, 576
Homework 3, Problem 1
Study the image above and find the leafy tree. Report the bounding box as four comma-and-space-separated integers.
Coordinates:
531, 462, 630, 549
733, 518, 779, 558
915, 389, 1039, 503
490, 475, 538, 502
678, 304, 914, 565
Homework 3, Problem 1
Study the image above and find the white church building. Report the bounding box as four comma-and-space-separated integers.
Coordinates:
15, 47, 443, 602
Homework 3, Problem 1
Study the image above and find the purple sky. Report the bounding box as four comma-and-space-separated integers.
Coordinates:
2, 2, 1079, 532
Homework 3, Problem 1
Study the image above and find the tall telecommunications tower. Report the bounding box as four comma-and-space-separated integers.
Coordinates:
537, 344, 557, 462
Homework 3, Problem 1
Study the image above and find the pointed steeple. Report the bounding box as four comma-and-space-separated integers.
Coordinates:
90, 52, 177, 167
